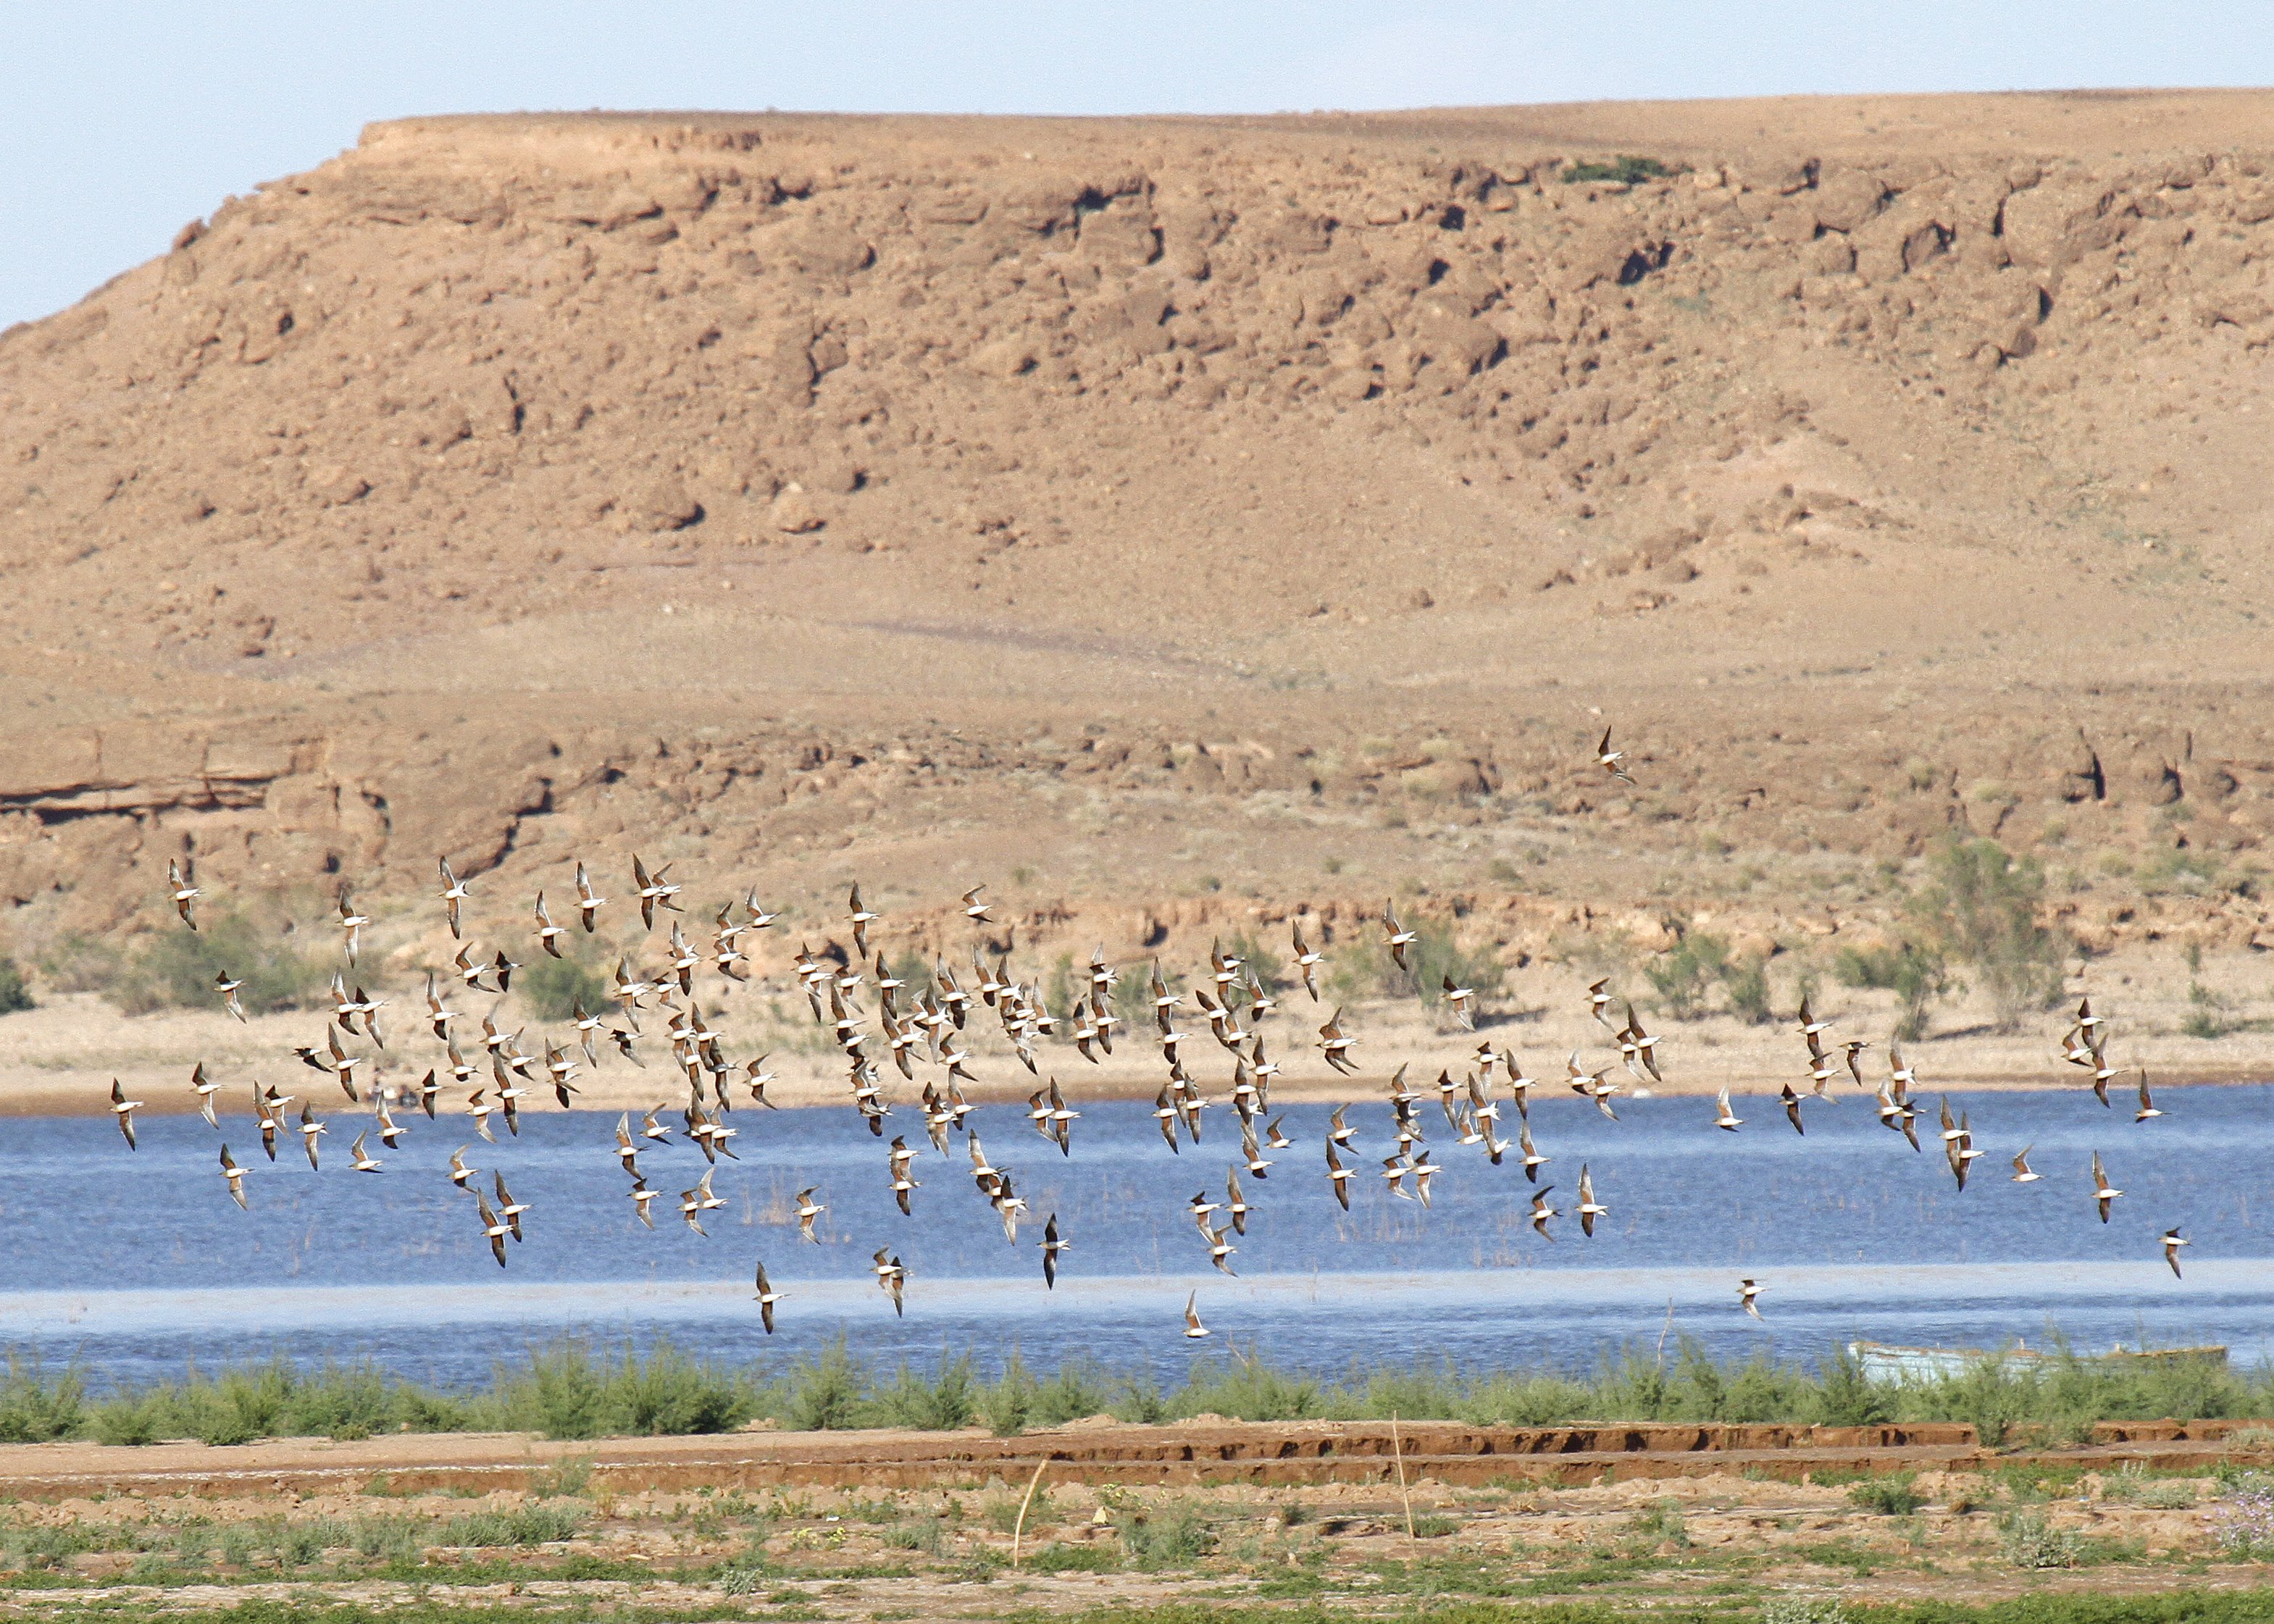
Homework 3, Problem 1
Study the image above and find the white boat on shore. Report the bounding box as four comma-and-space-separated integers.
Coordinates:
1849, 1338, 2229, 1384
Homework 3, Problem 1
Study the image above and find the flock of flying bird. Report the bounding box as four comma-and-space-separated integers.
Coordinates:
129, 729, 2193, 1343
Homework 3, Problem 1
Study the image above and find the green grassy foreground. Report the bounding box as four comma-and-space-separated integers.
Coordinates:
0, 1336, 2261, 1447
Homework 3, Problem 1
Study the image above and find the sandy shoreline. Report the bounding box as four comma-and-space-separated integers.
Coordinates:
4, 1063, 2267, 1120
1, 952, 2265, 1118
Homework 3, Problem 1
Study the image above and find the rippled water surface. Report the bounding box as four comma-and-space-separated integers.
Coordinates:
3, 1079, 2269, 1387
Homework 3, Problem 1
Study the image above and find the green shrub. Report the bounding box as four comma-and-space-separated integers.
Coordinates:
876, 1355, 977, 1431
979, 1353, 1035, 1436
35, 932, 120, 994
0, 1357, 84, 1441
1906, 837, 2063, 1029
114, 910, 319, 1016
494, 1341, 746, 1439
1762, 1599, 1848, 1624
517, 950, 612, 1024
1218, 932, 1287, 1000
1644, 929, 1779, 1024
1847, 1475, 1922, 1515
1722, 957, 1775, 1024
0, 956, 32, 1014
1177, 1357, 1322, 1423
1562, 155, 1671, 185
1329, 914, 1502, 1010
2183, 979, 2239, 1039
1629, 1497, 1688, 1546
1644, 932, 1727, 1019
1834, 941, 1952, 1041
1031, 1361, 1111, 1428
784, 1339, 867, 1431
2000, 1508, 2081, 1568
1024, 1541, 1119, 1573
609, 1344, 746, 1436
1115, 1503, 1216, 1569
283, 1362, 396, 1441
882, 1517, 948, 1554
89, 1395, 160, 1447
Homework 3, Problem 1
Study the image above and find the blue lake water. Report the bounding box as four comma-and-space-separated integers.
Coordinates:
3, 1081, 2269, 1390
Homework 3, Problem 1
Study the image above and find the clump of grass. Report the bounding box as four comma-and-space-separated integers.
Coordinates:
1115, 1502, 1215, 1568
1847, 1474, 1922, 1515
1629, 1497, 1688, 1546
716, 1558, 769, 1594
983, 1484, 1054, 1534
1762, 1599, 1848, 1624
1999, 1508, 2081, 1568
882, 1516, 948, 1554
440, 1504, 585, 1546
528, 1455, 595, 1499
351, 1515, 422, 1563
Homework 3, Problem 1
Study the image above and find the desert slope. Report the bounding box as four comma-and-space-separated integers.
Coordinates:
0, 93, 2271, 980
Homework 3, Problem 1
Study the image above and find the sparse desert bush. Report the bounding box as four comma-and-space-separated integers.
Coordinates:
517, 947, 611, 1023
35, 932, 120, 994
0, 955, 32, 1014
1116, 1502, 1216, 1568
1847, 1474, 1922, 1515
1834, 941, 1952, 1041
1629, 1496, 1689, 1546
1905, 837, 2063, 1029
1999, 1507, 2081, 1568
1636, 927, 1776, 1024
1330, 913, 1501, 1011
1563, 155, 1671, 184
1763, 1599, 1849, 1624
113, 910, 319, 1016
0, 1356, 84, 1441
2183, 979, 2240, 1039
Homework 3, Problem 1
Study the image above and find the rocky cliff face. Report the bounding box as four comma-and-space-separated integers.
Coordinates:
2, 94, 2273, 959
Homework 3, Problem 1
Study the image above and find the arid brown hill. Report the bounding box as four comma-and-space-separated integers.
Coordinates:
3, 93, 2274, 964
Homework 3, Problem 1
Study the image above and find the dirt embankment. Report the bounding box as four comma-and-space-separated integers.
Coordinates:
0, 1413, 2265, 1497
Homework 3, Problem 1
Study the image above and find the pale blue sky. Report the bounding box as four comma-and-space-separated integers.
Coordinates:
4, 1, 2270, 330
